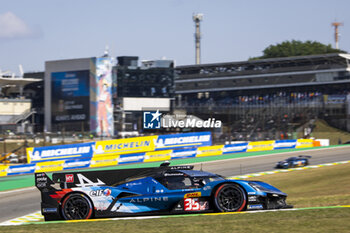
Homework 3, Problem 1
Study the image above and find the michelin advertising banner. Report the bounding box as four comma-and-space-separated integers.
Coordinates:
274, 140, 297, 149
93, 136, 158, 157
26, 142, 94, 163
247, 141, 275, 152
26, 132, 212, 163
154, 131, 212, 150
222, 143, 248, 154
171, 148, 197, 159
296, 139, 314, 148
93, 132, 212, 157
3, 137, 321, 177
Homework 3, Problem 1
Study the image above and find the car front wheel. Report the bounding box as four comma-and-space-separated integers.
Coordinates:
213, 184, 246, 212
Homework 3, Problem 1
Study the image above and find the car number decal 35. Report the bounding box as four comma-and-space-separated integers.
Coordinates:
184, 198, 209, 211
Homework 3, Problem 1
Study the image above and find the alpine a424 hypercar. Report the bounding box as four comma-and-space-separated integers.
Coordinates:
35, 162, 292, 221
275, 155, 312, 169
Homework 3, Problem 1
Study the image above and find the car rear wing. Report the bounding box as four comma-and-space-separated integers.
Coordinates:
35, 172, 56, 191
35, 163, 193, 190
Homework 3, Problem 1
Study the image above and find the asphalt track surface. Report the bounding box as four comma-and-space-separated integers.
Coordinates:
0, 146, 349, 223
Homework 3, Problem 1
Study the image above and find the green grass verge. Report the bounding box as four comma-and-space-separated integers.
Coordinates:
246, 162, 350, 208
1, 208, 350, 233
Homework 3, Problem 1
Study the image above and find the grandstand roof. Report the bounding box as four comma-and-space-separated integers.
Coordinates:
0, 77, 41, 87
176, 53, 349, 70
175, 53, 350, 94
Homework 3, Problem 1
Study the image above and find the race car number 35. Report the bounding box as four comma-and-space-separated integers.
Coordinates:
184, 198, 200, 211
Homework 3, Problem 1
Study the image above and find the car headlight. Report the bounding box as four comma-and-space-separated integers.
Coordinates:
249, 182, 271, 192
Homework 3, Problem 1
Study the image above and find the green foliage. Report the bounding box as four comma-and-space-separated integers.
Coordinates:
250, 40, 347, 60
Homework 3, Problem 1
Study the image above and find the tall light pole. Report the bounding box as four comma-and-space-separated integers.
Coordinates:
193, 13, 203, 64
332, 21, 343, 49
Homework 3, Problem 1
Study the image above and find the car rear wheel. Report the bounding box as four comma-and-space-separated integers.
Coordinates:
213, 184, 246, 212
61, 193, 93, 220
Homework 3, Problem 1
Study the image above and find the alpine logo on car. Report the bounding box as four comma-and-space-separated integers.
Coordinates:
76, 173, 105, 187
130, 197, 169, 203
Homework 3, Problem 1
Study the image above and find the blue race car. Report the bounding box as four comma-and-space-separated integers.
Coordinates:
35, 162, 292, 221
275, 155, 312, 169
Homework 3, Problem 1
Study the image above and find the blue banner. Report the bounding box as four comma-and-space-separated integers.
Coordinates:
117, 153, 145, 165
63, 158, 91, 170
155, 132, 212, 150
222, 143, 248, 154
171, 148, 197, 159
27, 142, 95, 163
7, 164, 36, 176
274, 140, 297, 149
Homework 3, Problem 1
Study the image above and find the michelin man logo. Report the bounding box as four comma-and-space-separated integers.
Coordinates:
143, 110, 162, 129
32, 151, 41, 161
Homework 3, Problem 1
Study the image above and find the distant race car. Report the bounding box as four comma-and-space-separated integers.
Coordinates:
35, 162, 292, 221
275, 155, 312, 169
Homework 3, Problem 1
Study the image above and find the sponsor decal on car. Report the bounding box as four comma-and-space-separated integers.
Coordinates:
65, 174, 74, 183
126, 182, 142, 186
90, 189, 112, 197
42, 208, 58, 213
184, 198, 209, 211
130, 197, 169, 203
90, 190, 104, 197
103, 189, 111, 196
247, 204, 264, 210
184, 192, 201, 198
248, 196, 258, 202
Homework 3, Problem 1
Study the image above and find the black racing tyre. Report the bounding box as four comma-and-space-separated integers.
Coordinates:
61, 193, 93, 220
213, 184, 247, 212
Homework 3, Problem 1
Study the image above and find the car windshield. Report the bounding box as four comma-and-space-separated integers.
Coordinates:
188, 175, 225, 188
156, 174, 224, 190
286, 157, 297, 162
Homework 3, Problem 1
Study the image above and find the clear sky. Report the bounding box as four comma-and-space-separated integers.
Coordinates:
1, 0, 350, 73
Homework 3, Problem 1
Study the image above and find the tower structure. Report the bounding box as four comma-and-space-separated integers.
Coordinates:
332, 21, 343, 49
193, 13, 203, 64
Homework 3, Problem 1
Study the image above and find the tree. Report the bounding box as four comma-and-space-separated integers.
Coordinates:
250, 40, 346, 60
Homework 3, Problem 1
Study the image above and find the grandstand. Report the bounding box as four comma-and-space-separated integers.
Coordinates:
175, 53, 350, 141
0, 72, 42, 134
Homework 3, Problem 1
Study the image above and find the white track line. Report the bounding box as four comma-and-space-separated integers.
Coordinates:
0, 187, 36, 195
0, 211, 42, 226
